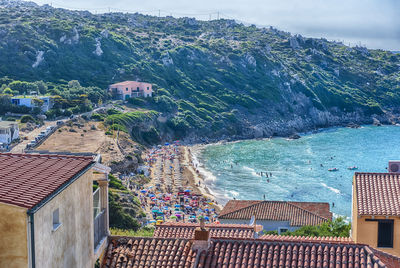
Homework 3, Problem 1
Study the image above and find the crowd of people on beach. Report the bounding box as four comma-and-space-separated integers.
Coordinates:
138, 142, 219, 224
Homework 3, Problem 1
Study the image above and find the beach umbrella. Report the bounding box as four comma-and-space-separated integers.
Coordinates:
152, 209, 159, 213
204, 216, 209, 221
156, 216, 163, 220
140, 190, 147, 193
163, 206, 169, 210
184, 189, 191, 193
165, 143, 169, 146
175, 214, 181, 217
149, 194, 155, 197
149, 220, 156, 223
156, 211, 164, 215
189, 215, 196, 218
174, 204, 181, 208
170, 215, 177, 219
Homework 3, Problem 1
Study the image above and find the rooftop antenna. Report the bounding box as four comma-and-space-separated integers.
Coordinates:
217, 11, 219, 20
158, 9, 161, 18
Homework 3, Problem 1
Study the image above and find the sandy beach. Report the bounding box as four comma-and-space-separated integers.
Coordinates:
138, 143, 222, 224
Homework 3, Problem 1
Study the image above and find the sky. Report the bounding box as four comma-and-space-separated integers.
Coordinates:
30, 0, 400, 51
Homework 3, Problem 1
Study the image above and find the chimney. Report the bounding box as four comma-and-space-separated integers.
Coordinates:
192, 218, 210, 253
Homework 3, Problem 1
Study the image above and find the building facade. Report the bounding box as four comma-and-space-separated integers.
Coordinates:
109, 81, 153, 100
0, 153, 110, 268
0, 120, 19, 146
11, 96, 54, 112
218, 200, 332, 235
352, 172, 400, 257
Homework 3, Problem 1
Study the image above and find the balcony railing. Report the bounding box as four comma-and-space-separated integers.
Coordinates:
94, 209, 106, 248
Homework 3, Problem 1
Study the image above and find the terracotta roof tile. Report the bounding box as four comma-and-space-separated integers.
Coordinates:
103, 236, 395, 268
0, 153, 94, 209
198, 239, 387, 268
355, 172, 400, 216
219, 200, 331, 226
102, 237, 197, 268
259, 234, 354, 244
154, 222, 260, 239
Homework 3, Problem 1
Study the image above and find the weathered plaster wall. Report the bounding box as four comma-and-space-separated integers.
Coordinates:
34, 171, 94, 268
0, 203, 28, 268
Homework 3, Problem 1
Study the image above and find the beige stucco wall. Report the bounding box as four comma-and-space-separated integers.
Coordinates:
34, 171, 95, 268
0, 202, 29, 268
354, 216, 400, 256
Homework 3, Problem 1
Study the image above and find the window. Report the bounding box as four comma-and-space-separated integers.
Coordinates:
52, 208, 61, 231
278, 227, 288, 234
126, 88, 128, 91
378, 220, 394, 247
147, 87, 149, 90
137, 87, 139, 91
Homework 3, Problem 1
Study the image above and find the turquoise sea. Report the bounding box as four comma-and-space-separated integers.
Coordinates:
194, 125, 400, 218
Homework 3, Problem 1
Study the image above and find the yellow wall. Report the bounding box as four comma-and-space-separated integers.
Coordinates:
352, 176, 400, 256
34, 171, 95, 268
0, 203, 28, 268
354, 216, 400, 256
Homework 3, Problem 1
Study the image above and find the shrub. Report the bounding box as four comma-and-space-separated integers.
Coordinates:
20, 115, 35, 123
91, 113, 105, 121
107, 108, 122, 115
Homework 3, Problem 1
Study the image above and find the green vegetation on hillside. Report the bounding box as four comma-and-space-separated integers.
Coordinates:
0, 77, 108, 118
0, 1, 399, 139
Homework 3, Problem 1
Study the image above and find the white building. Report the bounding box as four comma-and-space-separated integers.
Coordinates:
0, 120, 19, 146
11, 96, 54, 112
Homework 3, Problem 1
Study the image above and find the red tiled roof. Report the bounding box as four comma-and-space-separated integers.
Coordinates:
103, 236, 393, 268
197, 239, 387, 268
259, 234, 354, 244
109, 81, 151, 87
219, 200, 331, 226
154, 222, 259, 239
0, 153, 94, 209
102, 237, 197, 268
355, 172, 400, 216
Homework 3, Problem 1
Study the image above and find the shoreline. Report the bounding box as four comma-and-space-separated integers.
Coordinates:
181, 123, 394, 148
180, 146, 223, 210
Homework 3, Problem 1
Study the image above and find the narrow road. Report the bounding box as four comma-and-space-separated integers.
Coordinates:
11, 122, 53, 153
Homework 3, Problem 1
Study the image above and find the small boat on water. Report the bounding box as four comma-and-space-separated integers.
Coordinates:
328, 168, 339, 172
347, 166, 358, 170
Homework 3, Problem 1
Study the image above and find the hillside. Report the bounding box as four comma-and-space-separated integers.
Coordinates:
0, 0, 400, 141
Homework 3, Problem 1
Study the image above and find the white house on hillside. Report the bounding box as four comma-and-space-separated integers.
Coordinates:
11, 96, 54, 112
0, 120, 19, 146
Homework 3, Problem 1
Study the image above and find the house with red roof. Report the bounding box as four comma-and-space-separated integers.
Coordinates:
109, 81, 153, 100
218, 200, 332, 235
0, 153, 111, 268
102, 222, 400, 268
352, 172, 400, 257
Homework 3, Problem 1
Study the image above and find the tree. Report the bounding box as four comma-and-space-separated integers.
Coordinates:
8, 81, 38, 95
273, 217, 351, 238
68, 80, 81, 89
3, 87, 13, 95
35, 81, 48, 94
